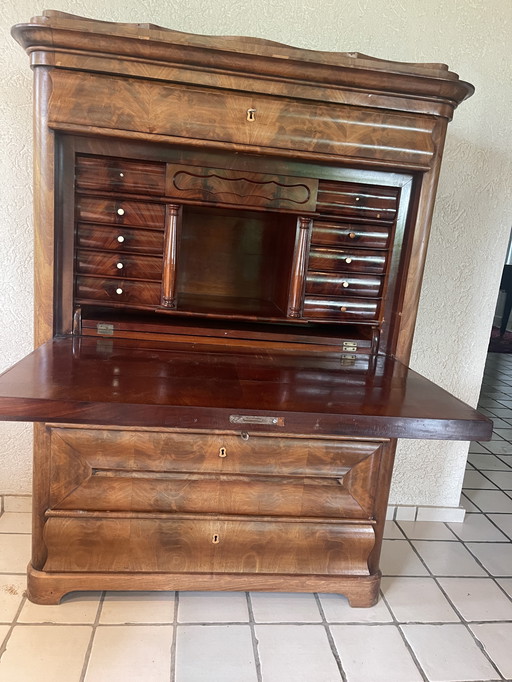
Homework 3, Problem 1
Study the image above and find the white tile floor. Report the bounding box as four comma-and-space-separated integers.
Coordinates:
0, 352, 511, 681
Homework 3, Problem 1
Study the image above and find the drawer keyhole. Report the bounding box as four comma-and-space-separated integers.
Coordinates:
219, 446, 227, 458
246, 108, 256, 122
212, 534, 220, 544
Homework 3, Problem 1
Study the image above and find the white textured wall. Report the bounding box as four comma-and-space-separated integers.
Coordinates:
0, 1, 511, 505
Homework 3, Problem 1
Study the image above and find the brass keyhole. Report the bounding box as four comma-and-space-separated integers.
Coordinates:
212, 534, 220, 544
219, 446, 227, 458
246, 108, 256, 122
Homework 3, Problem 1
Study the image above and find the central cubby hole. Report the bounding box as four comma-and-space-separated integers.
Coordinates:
176, 205, 298, 319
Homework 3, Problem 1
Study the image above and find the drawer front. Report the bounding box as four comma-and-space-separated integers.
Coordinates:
311, 222, 391, 250
76, 250, 163, 280
303, 296, 380, 322
76, 197, 166, 228
76, 155, 166, 195
308, 247, 387, 274
317, 181, 399, 222
43, 516, 376, 575
167, 163, 318, 211
49, 428, 385, 518
305, 272, 383, 298
75, 276, 161, 306
76, 224, 165, 255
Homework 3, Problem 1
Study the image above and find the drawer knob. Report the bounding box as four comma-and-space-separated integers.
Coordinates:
376, 213, 382, 219
117, 208, 125, 216
212, 534, 220, 544
115, 288, 123, 295
116, 262, 124, 269
119, 172, 124, 178
342, 281, 349, 288
348, 232, 356, 239
345, 257, 353, 264
117, 235, 125, 243
355, 197, 360, 202
341, 306, 347, 312
219, 446, 227, 458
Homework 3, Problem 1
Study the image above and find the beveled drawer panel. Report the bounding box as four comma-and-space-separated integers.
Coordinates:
76, 155, 166, 195
75, 276, 161, 306
76, 250, 163, 280
49, 428, 384, 478
49, 428, 384, 518
306, 272, 383, 298
303, 296, 380, 321
43, 516, 375, 575
76, 196, 166, 228
308, 247, 387, 274
317, 181, 399, 222
76, 224, 165, 254
311, 222, 391, 250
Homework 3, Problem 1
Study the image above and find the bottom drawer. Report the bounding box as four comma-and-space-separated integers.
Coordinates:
303, 296, 379, 321
43, 515, 375, 576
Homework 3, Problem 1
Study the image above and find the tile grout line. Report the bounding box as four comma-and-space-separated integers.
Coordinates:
79, 591, 105, 682
0, 593, 27, 662
245, 592, 263, 682
313, 593, 347, 682
400, 529, 507, 681
169, 591, 179, 682
378, 589, 429, 682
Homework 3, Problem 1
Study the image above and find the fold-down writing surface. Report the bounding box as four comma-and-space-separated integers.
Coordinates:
0, 337, 491, 441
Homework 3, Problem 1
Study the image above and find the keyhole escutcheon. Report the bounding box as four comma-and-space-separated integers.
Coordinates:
219, 446, 227, 458
212, 534, 220, 544
246, 108, 256, 122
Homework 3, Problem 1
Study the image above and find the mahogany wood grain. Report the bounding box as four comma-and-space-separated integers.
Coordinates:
311, 221, 391, 250
8, 12, 482, 608
305, 272, 383, 298
303, 296, 380, 322
76, 196, 166, 228
27, 565, 381, 607
42, 515, 376, 575
76, 155, 166, 195
307, 247, 387, 275
0, 337, 493, 441
166, 164, 318, 212
76, 224, 165, 254
161, 204, 180, 308
76, 250, 163, 280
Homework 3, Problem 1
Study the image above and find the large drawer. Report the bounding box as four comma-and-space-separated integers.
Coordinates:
76, 155, 166, 195
75, 276, 161, 306
43, 515, 376, 575
311, 221, 391, 250
76, 250, 163, 280
76, 224, 165, 255
308, 247, 387, 274
76, 197, 166, 228
49, 428, 385, 518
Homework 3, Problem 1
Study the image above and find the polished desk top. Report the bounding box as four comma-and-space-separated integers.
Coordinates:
0, 336, 491, 441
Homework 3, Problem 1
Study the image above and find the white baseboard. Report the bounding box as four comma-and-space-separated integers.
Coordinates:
386, 505, 466, 523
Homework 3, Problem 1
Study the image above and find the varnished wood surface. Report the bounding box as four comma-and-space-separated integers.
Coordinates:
0, 337, 492, 440
27, 564, 381, 606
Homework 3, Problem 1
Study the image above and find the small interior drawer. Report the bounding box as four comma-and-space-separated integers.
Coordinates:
76, 196, 166, 228
317, 181, 399, 222
308, 247, 387, 274
311, 222, 391, 250
76, 224, 165, 254
305, 272, 383, 298
75, 276, 161, 305
76, 250, 163, 280
76, 155, 166, 195
303, 296, 380, 322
